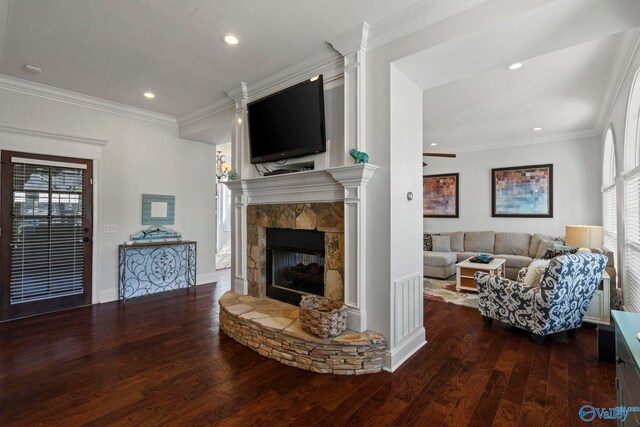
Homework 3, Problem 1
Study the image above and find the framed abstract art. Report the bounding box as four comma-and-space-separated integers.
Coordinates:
492, 164, 553, 217
423, 173, 459, 218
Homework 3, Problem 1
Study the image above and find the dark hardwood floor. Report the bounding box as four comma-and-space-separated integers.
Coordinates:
0, 280, 617, 426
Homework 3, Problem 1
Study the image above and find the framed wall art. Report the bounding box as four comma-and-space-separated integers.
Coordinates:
423, 173, 459, 218
492, 164, 553, 217
142, 194, 175, 225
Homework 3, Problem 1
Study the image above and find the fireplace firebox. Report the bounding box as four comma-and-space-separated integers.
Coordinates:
266, 228, 325, 305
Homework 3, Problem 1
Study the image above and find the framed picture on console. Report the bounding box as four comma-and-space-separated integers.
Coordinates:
423, 173, 459, 218
492, 164, 553, 217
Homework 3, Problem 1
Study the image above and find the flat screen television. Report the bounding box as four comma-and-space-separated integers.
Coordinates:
247, 75, 326, 164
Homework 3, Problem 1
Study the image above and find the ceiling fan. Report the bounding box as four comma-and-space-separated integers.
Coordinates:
423, 152, 456, 167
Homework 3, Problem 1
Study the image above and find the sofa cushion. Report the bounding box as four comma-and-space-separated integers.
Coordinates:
423, 233, 439, 251
535, 239, 558, 259
521, 259, 550, 287
435, 231, 464, 252
456, 252, 483, 263
424, 251, 457, 267
529, 233, 562, 258
542, 246, 578, 260
494, 254, 533, 270
432, 235, 451, 252
494, 232, 531, 256
464, 231, 495, 253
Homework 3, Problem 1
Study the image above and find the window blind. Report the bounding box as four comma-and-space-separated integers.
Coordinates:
625, 167, 640, 313
10, 162, 85, 304
603, 186, 617, 259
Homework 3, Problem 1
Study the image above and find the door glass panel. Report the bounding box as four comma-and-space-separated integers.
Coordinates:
10, 162, 86, 304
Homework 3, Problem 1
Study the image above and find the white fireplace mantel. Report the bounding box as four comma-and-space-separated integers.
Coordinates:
224, 163, 378, 332
225, 163, 378, 205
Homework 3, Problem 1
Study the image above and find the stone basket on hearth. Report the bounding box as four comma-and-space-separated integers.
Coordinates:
299, 295, 347, 338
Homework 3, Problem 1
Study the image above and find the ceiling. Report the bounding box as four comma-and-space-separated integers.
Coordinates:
0, 0, 421, 118
2, 0, 640, 152
394, 0, 640, 152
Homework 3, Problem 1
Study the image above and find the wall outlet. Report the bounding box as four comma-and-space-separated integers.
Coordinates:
103, 224, 118, 234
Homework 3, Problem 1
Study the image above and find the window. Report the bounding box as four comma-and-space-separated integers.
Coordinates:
623, 69, 640, 313
602, 128, 617, 261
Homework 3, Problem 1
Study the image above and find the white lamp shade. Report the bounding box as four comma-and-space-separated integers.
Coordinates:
565, 225, 604, 248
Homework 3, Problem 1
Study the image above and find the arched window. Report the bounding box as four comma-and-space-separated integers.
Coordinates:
623, 68, 640, 313
602, 127, 617, 260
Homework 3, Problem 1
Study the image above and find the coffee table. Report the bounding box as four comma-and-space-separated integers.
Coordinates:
456, 257, 506, 292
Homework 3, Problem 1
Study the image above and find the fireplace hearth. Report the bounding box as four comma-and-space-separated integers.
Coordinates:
266, 228, 325, 305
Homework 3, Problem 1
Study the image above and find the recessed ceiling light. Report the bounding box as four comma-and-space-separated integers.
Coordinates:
222, 33, 240, 46
430, 143, 437, 146
310, 75, 319, 82
508, 62, 523, 70
237, 117, 242, 124
24, 64, 43, 74
144, 92, 155, 99
533, 127, 542, 131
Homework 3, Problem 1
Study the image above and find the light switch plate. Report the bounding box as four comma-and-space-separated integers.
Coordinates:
103, 224, 117, 234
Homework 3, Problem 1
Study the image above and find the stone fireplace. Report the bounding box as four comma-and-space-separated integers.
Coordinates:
226, 164, 378, 332
246, 203, 344, 304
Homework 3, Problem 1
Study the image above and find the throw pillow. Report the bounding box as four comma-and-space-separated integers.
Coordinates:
423, 233, 439, 251
535, 239, 557, 259
432, 235, 451, 252
542, 246, 578, 260
522, 259, 550, 287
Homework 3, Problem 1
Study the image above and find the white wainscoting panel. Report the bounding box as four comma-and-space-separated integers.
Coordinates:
392, 272, 423, 347
385, 271, 426, 372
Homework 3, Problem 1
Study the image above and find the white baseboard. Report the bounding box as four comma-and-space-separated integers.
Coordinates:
346, 307, 367, 332
197, 272, 218, 285
99, 288, 118, 304
233, 277, 248, 294
383, 327, 427, 372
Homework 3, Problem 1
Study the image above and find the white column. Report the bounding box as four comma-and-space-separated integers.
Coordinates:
328, 164, 377, 332
226, 83, 249, 295
328, 23, 369, 165
328, 24, 371, 331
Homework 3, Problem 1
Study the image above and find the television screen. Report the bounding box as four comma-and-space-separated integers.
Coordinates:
247, 76, 326, 164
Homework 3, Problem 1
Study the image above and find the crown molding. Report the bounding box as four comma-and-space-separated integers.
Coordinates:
224, 46, 343, 105
0, 74, 178, 127
328, 23, 369, 56
225, 82, 248, 105
430, 128, 601, 154
595, 28, 640, 135
176, 96, 235, 127
0, 121, 108, 146
366, 0, 488, 51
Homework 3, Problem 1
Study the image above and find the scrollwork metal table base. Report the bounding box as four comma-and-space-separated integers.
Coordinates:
118, 241, 196, 302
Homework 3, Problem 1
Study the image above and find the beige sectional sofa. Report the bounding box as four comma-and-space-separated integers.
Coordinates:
424, 231, 615, 282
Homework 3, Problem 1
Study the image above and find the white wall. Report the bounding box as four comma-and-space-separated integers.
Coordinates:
0, 85, 217, 304
388, 65, 425, 368
422, 136, 603, 236
390, 66, 423, 278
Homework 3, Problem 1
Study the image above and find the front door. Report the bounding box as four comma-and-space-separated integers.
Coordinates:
1, 151, 93, 320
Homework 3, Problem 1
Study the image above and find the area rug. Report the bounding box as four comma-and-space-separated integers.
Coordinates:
423, 277, 479, 308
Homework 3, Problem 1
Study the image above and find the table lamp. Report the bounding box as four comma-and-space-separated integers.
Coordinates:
565, 225, 604, 249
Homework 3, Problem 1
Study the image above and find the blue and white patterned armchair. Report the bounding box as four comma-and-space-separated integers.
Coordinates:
474, 253, 607, 344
